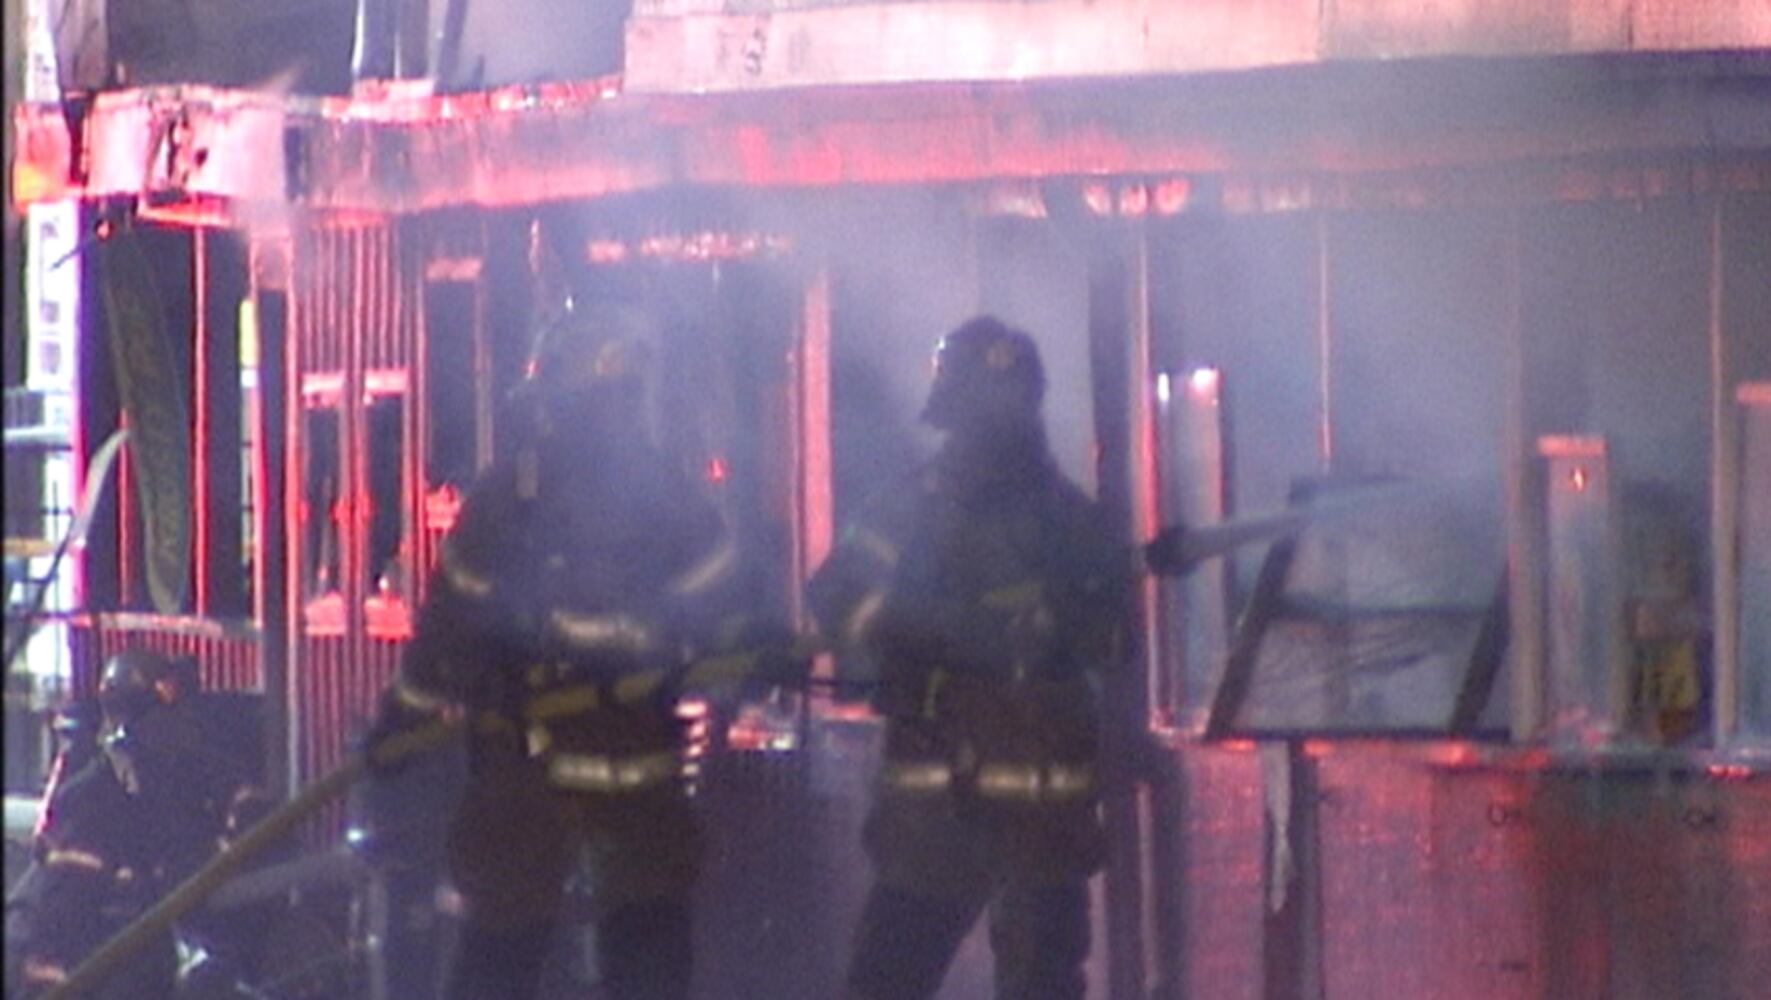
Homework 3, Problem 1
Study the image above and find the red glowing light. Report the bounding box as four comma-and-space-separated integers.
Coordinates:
705, 457, 729, 483
1424, 741, 1481, 769
425, 485, 463, 533
588, 240, 629, 264
1153, 178, 1192, 215
1569, 467, 1588, 492
1082, 183, 1114, 216
1188, 368, 1220, 395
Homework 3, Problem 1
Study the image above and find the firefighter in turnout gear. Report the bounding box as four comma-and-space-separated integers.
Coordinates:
6, 650, 244, 999
809, 316, 1130, 1000
370, 300, 742, 1000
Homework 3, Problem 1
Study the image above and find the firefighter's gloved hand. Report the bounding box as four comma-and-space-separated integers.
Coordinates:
1144, 523, 1194, 577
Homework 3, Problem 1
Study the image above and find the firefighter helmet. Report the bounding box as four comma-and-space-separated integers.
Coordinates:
921, 315, 1046, 431
525, 298, 653, 397
97, 648, 189, 729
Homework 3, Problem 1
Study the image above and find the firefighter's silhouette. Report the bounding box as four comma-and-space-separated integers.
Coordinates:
809, 315, 1130, 1000
5, 649, 257, 999
369, 300, 752, 1000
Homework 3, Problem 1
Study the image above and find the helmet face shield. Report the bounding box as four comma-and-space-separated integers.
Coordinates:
97, 649, 182, 730
921, 316, 1046, 431
523, 301, 656, 435
528, 302, 653, 390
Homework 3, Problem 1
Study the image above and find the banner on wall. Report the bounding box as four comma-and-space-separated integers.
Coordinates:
100, 230, 190, 614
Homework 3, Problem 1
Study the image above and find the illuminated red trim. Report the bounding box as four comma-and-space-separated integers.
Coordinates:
136, 195, 237, 229
246, 324, 269, 625
194, 230, 211, 615
796, 266, 834, 684
116, 414, 136, 607
74, 611, 257, 640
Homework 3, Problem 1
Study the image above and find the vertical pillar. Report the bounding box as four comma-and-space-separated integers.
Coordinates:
1149, 368, 1229, 998
352, 0, 397, 80
794, 263, 833, 650
1088, 224, 1152, 1000
1708, 201, 1741, 748
436, 0, 470, 85
251, 240, 294, 797
1262, 743, 1325, 1000
1314, 214, 1335, 473
1154, 367, 1231, 733
1540, 435, 1626, 744
195, 229, 248, 618
1502, 214, 1547, 741
1733, 383, 1771, 747
396, 0, 429, 78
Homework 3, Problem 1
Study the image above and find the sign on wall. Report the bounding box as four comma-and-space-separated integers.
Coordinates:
24, 201, 79, 398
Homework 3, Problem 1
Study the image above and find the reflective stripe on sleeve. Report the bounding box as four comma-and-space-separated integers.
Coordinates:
440, 538, 494, 598
545, 751, 680, 793
669, 531, 739, 597
524, 684, 600, 721
974, 762, 1096, 802
22, 958, 70, 984
523, 670, 664, 722
613, 670, 665, 703
842, 590, 888, 645
44, 847, 106, 872
392, 675, 451, 713
548, 609, 660, 652
880, 760, 954, 793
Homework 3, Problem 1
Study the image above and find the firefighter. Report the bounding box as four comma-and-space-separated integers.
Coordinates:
368, 300, 750, 1000
5, 649, 224, 999
809, 315, 1130, 1000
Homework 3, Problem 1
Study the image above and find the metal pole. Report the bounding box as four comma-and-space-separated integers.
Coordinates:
1088, 225, 1151, 1000
1315, 214, 1334, 473
798, 263, 834, 683
1502, 211, 1546, 741
352, 0, 398, 81
1127, 224, 1161, 736
1125, 221, 1163, 994
1709, 199, 1739, 748
436, 0, 472, 87
396, 0, 430, 79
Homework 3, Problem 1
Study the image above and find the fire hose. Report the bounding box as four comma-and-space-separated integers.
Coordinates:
44, 480, 1410, 996
41, 718, 462, 1000
38, 639, 830, 1000
3, 429, 130, 674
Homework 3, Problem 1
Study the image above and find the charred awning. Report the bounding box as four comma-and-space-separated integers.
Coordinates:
11, 52, 1771, 223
